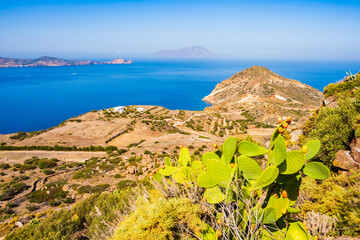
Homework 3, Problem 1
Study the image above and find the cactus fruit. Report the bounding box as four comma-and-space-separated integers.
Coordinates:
213, 143, 218, 148
282, 121, 289, 128
278, 127, 285, 133
282, 190, 288, 198
286, 116, 292, 124
277, 117, 283, 123
302, 145, 308, 154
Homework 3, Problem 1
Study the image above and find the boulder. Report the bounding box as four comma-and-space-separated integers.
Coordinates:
290, 129, 303, 143
324, 95, 338, 108
333, 150, 360, 171
350, 138, 360, 164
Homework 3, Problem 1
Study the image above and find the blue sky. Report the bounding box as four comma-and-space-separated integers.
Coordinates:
0, 0, 359, 60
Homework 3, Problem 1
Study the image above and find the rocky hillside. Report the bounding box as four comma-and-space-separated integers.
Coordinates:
203, 66, 323, 123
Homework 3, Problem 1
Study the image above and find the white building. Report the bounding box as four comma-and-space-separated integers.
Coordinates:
136, 107, 145, 113
113, 106, 126, 113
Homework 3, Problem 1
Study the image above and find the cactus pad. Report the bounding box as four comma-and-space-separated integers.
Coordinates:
304, 140, 321, 160
286, 222, 310, 240
237, 155, 262, 180
179, 147, 191, 166
202, 152, 220, 166
159, 166, 177, 176
197, 160, 232, 188
281, 151, 305, 175
254, 166, 279, 189
303, 162, 330, 179
238, 141, 268, 157
164, 157, 171, 166
271, 136, 287, 166
221, 137, 237, 164
204, 186, 225, 204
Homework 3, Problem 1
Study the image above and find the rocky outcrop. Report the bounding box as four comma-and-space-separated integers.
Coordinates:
333, 138, 360, 174
203, 66, 323, 123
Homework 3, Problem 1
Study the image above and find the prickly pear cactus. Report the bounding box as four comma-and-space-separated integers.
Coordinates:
150, 116, 330, 239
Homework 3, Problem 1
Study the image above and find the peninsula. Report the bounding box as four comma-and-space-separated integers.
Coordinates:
0, 56, 133, 68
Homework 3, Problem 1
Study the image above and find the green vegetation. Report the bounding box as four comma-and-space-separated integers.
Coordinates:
9, 130, 48, 141
301, 170, 360, 236
324, 72, 360, 98
151, 123, 329, 239
111, 193, 207, 240
300, 72, 360, 167
27, 179, 68, 203
5, 180, 150, 240
0, 182, 30, 201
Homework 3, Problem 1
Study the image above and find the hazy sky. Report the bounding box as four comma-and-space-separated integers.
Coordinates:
1, 0, 359, 60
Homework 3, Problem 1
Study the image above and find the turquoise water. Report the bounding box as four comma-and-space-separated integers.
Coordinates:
0, 59, 359, 134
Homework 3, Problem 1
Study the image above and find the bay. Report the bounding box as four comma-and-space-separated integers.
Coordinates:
0, 58, 359, 134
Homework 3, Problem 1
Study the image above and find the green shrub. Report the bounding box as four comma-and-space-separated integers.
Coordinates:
111, 194, 207, 240
48, 200, 61, 207
300, 170, 360, 236
27, 180, 68, 203
302, 97, 357, 167
26, 205, 39, 212
42, 169, 55, 175
117, 180, 136, 191
0, 163, 11, 169
75, 184, 110, 194
0, 182, 30, 201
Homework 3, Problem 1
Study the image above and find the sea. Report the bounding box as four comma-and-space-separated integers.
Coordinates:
0, 58, 360, 134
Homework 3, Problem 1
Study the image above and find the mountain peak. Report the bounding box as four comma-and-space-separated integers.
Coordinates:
153, 46, 213, 58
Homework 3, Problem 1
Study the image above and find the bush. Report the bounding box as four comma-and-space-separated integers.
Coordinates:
302, 97, 357, 167
27, 180, 68, 203
48, 200, 61, 207
26, 205, 39, 212
117, 180, 136, 191
42, 169, 55, 175
300, 170, 360, 236
0, 163, 11, 169
111, 194, 207, 240
0, 182, 30, 201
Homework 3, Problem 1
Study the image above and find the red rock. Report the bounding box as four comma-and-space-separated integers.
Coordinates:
350, 138, 360, 164
334, 150, 360, 171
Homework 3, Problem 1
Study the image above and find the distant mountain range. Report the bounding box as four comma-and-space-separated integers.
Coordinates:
153, 46, 213, 58
0, 56, 133, 68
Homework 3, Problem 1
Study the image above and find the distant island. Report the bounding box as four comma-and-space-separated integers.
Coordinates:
0, 56, 133, 68
153, 46, 213, 58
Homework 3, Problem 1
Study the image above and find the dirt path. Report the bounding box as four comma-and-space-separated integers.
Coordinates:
0, 151, 107, 164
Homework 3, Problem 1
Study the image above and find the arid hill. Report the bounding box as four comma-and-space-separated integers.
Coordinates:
203, 66, 323, 123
